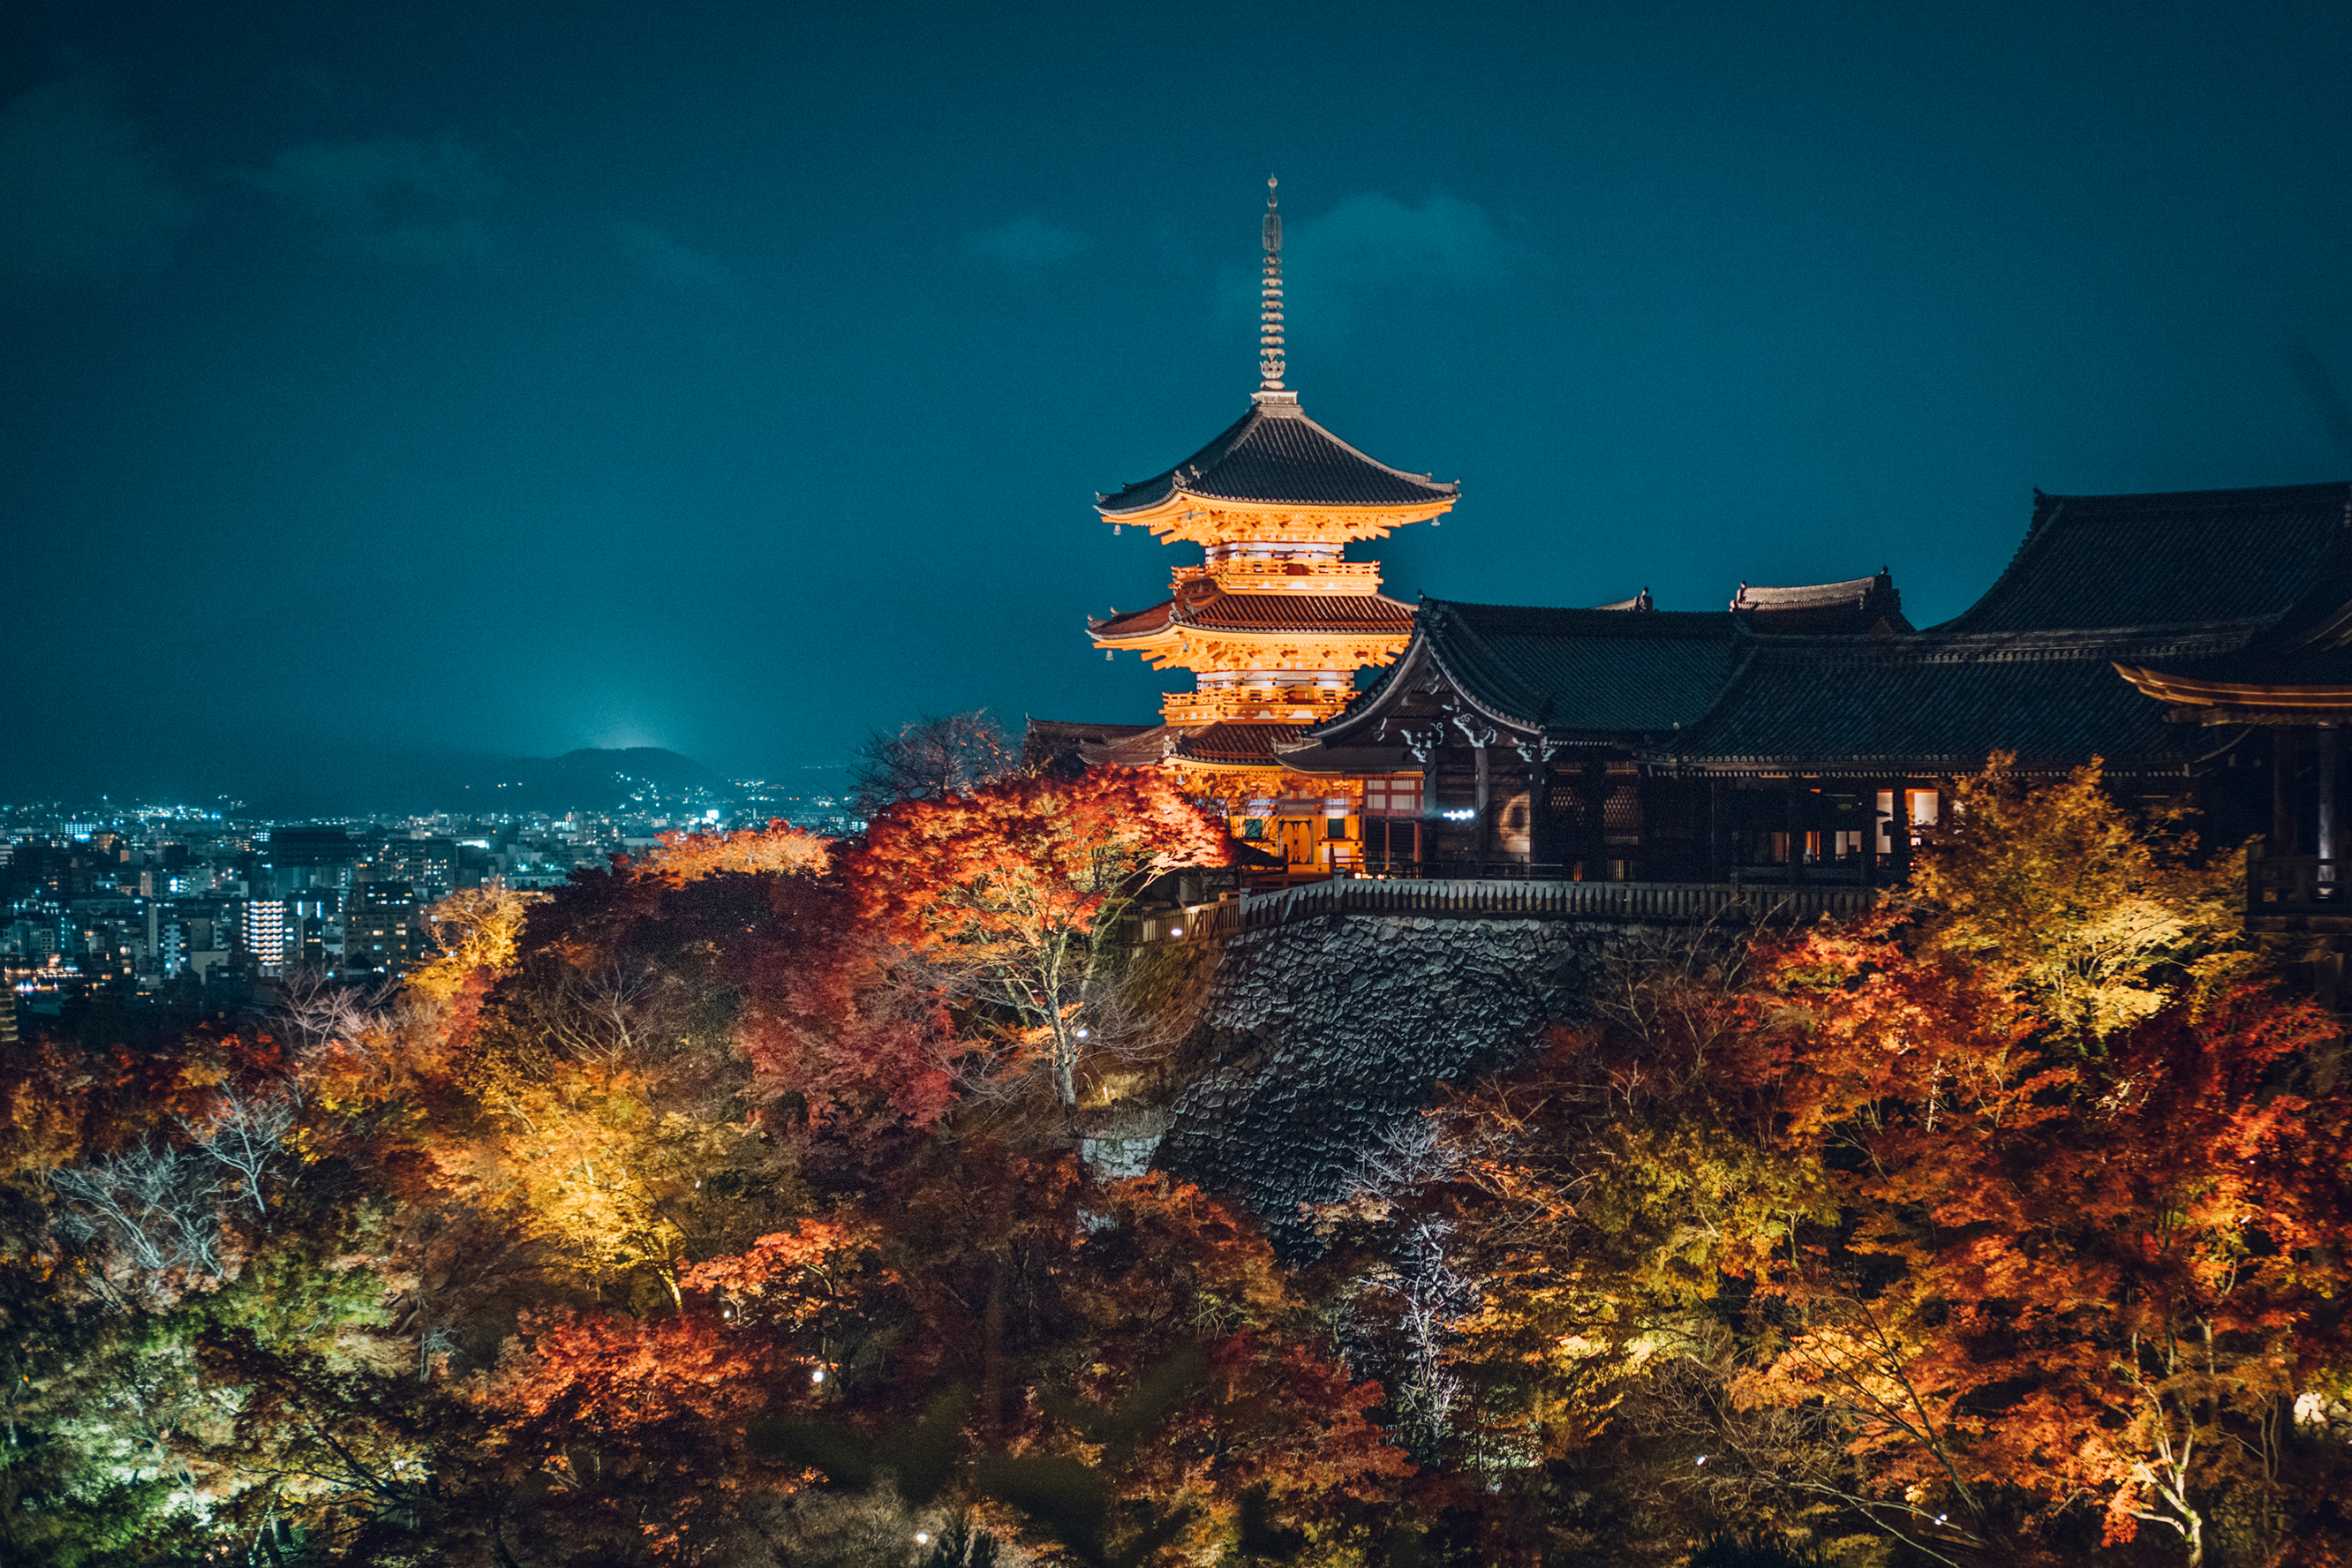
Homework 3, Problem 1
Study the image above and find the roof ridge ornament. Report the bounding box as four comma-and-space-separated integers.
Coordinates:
1258, 176, 1286, 394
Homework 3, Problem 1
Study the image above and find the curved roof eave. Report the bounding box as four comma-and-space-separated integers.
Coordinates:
1094, 398, 1460, 517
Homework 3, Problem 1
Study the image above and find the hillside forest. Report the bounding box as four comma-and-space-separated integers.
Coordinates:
3, 758, 2349, 1567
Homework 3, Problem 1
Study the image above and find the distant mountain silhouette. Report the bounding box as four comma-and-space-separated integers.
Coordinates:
0, 737, 735, 818
547, 747, 724, 786
237, 746, 730, 818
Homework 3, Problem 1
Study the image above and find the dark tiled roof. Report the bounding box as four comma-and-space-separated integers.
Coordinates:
1662, 631, 2188, 773
1089, 727, 1180, 767
2119, 639, 2352, 697
1091, 588, 1416, 638
1021, 718, 1157, 774
1411, 600, 1742, 735
1733, 569, 1912, 634
1272, 742, 1414, 775
1023, 718, 1155, 745
1097, 396, 1459, 515
1938, 481, 2352, 635
1177, 723, 1305, 763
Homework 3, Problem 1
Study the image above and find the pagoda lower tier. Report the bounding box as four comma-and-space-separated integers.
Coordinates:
1089, 575, 1417, 726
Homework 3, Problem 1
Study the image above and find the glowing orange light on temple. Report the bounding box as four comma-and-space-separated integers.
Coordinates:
1087, 177, 1458, 785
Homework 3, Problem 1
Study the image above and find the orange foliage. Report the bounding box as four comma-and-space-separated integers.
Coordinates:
853, 767, 1230, 956
406, 885, 539, 1006
679, 1216, 896, 1338
1064, 1176, 1416, 1548
638, 818, 830, 885
1734, 881, 2352, 1557
849, 767, 1231, 1104
481, 1306, 801, 1557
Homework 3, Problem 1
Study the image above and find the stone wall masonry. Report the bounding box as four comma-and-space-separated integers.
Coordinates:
1150, 912, 1682, 1253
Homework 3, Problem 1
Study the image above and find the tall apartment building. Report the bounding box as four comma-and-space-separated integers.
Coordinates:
239, 898, 287, 976
344, 880, 421, 976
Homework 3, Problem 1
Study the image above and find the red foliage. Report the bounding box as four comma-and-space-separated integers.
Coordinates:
848, 765, 1232, 954
723, 871, 955, 1142
1739, 915, 2352, 1554
0, 1019, 295, 1176
1065, 1176, 1416, 1542
679, 1215, 896, 1341
481, 1307, 802, 1557
636, 819, 830, 885
848, 766, 1231, 1103
504, 856, 954, 1146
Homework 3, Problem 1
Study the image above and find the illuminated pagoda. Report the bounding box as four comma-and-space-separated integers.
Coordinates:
1076, 179, 1457, 860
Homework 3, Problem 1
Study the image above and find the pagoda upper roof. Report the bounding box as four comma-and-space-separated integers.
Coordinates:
1936, 480, 2352, 635
1096, 393, 1459, 516
1090, 584, 1417, 640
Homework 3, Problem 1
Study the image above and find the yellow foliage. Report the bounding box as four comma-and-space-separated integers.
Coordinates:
1909, 754, 2250, 1047
405, 885, 541, 1005
455, 1059, 785, 1306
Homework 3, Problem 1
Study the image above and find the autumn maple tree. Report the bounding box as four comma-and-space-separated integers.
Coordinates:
1720, 761, 2352, 1565
22, 740, 2352, 1568
850, 766, 1232, 1106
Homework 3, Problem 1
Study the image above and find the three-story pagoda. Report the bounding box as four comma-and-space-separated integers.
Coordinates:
1086, 178, 1458, 803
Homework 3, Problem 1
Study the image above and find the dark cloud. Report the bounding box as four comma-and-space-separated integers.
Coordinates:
242, 135, 501, 264
962, 215, 1090, 273
9, 0, 2352, 794
611, 221, 738, 293
0, 77, 191, 285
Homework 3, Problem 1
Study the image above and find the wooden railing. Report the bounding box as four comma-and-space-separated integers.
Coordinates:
2246, 845, 2352, 925
1169, 561, 1383, 592
1328, 858, 1878, 886
1160, 691, 1350, 727
1134, 878, 1880, 944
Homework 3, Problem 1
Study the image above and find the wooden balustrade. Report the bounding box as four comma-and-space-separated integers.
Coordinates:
1130, 877, 1879, 944
2246, 843, 2352, 929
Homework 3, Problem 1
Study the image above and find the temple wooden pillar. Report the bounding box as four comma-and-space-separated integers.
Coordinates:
2320, 725, 2340, 892
1858, 785, 1878, 890
2275, 727, 2302, 855
1785, 773, 1807, 885
1474, 743, 1492, 872
1420, 741, 1441, 871
1579, 758, 1609, 879
1888, 779, 1912, 882
1707, 777, 1725, 880
1525, 755, 1556, 868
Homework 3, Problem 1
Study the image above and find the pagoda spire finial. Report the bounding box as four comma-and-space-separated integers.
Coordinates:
1258, 175, 1286, 393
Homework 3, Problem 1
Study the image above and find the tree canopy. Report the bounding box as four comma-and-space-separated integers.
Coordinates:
4, 757, 2347, 1567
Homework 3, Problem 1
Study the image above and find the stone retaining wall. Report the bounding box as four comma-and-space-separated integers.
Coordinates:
1150, 912, 1683, 1252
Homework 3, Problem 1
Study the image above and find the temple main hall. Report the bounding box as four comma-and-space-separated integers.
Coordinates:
1029, 185, 2352, 922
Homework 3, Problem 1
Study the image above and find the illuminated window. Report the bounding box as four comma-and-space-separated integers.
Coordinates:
1363, 776, 1422, 817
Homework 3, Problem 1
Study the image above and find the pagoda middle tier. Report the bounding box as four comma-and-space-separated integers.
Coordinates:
1090, 390, 1457, 731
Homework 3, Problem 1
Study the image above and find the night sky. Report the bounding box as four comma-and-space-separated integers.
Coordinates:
9, 1, 2352, 802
